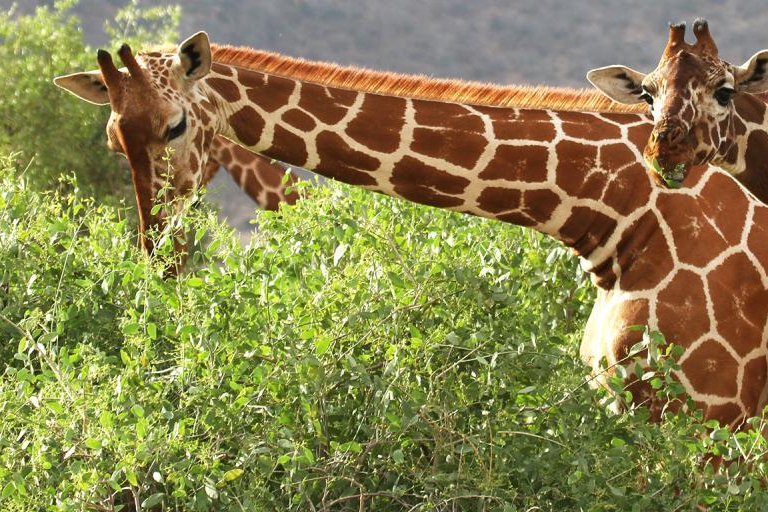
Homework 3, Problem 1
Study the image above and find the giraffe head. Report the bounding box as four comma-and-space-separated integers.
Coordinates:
587, 20, 768, 185
53, 32, 217, 257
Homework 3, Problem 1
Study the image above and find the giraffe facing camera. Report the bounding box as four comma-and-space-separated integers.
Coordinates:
588, 19, 768, 191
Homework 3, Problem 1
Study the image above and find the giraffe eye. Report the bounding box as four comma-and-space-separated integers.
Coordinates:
166, 114, 187, 141
639, 91, 654, 106
714, 87, 735, 106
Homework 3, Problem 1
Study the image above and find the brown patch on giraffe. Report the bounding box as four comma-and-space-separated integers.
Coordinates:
599, 143, 635, 170
656, 194, 728, 267
391, 156, 470, 195
708, 253, 768, 357
737, 95, 766, 124
491, 109, 556, 141
522, 189, 561, 224
555, 141, 605, 200
627, 124, 653, 154
267, 125, 309, 167
188, 153, 199, 176
266, 192, 280, 208
558, 207, 617, 256
560, 111, 622, 141
476, 187, 521, 214
699, 172, 749, 247
297, 82, 352, 124
590, 258, 617, 289
346, 95, 406, 153
229, 106, 265, 147
229, 164, 243, 183
412, 100, 484, 133
494, 120, 556, 142
479, 145, 549, 182
282, 108, 317, 131
656, 270, 710, 343
603, 163, 653, 216
393, 184, 465, 208
315, 131, 378, 186
211, 63, 234, 77
741, 356, 768, 416
615, 211, 674, 291
682, 340, 738, 397
207, 77, 241, 102
705, 402, 744, 427
410, 127, 488, 169
748, 206, 768, 275
242, 72, 295, 114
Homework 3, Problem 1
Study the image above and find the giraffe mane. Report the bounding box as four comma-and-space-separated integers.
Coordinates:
199, 45, 648, 113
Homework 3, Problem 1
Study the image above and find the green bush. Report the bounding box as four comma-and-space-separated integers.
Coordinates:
0, 155, 766, 511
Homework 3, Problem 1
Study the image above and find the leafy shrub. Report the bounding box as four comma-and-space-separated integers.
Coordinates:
0, 155, 767, 510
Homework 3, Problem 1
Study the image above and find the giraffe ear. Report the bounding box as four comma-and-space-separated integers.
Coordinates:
53, 71, 110, 105
586, 65, 647, 104
177, 31, 212, 81
734, 50, 768, 93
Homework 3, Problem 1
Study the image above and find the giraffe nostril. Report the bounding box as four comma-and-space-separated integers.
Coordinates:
668, 126, 686, 145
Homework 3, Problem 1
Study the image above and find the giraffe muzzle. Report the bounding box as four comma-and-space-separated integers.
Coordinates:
652, 124, 688, 146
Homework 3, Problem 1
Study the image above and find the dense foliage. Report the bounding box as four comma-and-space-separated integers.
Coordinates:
0, 159, 767, 511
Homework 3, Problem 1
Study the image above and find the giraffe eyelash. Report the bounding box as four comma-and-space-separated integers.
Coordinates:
166, 113, 187, 141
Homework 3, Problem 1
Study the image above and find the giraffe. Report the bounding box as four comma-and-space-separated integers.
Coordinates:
53, 71, 299, 261
205, 136, 299, 211
54, 32, 768, 429
588, 19, 768, 202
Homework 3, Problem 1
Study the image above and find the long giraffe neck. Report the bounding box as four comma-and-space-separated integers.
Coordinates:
203, 136, 300, 211
186, 45, 768, 428
204, 61, 656, 288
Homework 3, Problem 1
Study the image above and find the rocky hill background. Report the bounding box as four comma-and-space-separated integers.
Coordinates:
5, 0, 768, 234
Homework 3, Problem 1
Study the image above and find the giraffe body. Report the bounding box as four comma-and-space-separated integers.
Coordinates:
54, 32, 768, 427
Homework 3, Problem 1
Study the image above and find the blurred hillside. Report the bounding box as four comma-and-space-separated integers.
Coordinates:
6, 0, 768, 233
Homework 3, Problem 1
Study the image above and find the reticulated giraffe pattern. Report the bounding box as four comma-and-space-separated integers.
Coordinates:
206, 136, 299, 211
54, 31, 768, 428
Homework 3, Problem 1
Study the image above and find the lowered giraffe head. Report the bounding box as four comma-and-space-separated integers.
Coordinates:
588, 19, 768, 185
54, 33, 217, 256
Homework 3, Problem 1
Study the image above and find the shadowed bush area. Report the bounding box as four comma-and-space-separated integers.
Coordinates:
1, 158, 767, 511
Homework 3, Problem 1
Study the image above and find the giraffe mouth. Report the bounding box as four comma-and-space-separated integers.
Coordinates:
643, 142, 694, 189
649, 158, 687, 189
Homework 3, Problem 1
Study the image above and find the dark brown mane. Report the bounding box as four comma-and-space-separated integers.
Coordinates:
206, 45, 647, 113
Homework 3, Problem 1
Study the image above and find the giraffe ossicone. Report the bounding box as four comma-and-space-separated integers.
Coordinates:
588, 19, 768, 196
55, 30, 768, 430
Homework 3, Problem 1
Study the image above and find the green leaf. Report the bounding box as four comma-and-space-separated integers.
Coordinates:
222, 468, 244, 482
122, 323, 140, 336
141, 493, 165, 508
187, 277, 204, 288
126, 470, 139, 487
1, 483, 15, 499
392, 449, 405, 464
84, 438, 101, 450
147, 322, 157, 340
131, 404, 145, 418
314, 336, 331, 356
